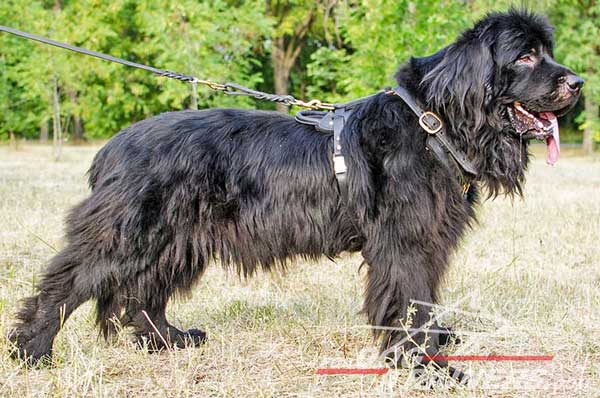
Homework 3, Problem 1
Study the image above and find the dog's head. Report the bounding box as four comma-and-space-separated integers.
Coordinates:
418, 9, 582, 167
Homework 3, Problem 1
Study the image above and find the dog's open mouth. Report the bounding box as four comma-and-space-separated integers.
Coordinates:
507, 102, 560, 165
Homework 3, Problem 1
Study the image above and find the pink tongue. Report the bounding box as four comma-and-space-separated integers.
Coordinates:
540, 112, 560, 166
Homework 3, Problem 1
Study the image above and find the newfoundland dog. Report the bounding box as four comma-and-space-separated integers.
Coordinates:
10, 9, 582, 373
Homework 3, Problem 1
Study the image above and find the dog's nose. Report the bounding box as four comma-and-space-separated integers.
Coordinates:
561, 74, 584, 94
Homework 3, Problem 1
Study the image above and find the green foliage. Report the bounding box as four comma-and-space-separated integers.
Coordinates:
0, 0, 272, 139
550, 0, 600, 142
0, 1, 49, 139
306, 47, 349, 103
0, 1, 598, 144
336, 0, 471, 98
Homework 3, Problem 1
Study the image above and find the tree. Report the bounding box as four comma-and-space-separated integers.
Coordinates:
551, 0, 600, 154
265, 0, 335, 112
134, 0, 271, 111
1, 0, 597, 147
306, 0, 471, 100
0, 0, 272, 144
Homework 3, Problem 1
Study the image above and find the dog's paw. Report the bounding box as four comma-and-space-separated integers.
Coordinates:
437, 327, 461, 346
137, 328, 207, 352
412, 363, 470, 388
7, 329, 53, 366
174, 328, 207, 348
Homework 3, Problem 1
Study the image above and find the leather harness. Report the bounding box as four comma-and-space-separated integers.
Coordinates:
295, 86, 478, 198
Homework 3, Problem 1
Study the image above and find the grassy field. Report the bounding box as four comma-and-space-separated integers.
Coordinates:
0, 144, 599, 397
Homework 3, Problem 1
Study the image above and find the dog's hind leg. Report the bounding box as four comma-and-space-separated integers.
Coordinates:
123, 300, 206, 351
96, 293, 119, 339
119, 275, 206, 352
9, 245, 92, 364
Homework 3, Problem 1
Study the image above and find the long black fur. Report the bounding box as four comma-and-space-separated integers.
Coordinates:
10, 9, 581, 368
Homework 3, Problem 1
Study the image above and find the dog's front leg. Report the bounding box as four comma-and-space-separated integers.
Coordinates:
362, 243, 440, 362
361, 239, 467, 383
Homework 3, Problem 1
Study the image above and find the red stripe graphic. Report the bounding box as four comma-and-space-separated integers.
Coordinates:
316, 368, 389, 375
316, 355, 553, 375
426, 355, 554, 361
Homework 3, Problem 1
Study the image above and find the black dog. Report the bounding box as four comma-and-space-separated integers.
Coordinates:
11, 9, 582, 371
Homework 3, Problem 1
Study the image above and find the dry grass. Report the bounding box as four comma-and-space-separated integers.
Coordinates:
0, 144, 599, 397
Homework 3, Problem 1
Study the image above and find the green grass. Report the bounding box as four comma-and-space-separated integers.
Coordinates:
0, 144, 599, 397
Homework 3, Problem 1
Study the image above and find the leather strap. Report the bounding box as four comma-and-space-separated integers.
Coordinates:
387, 86, 478, 178
295, 96, 373, 198
333, 108, 349, 197
295, 86, 478, 199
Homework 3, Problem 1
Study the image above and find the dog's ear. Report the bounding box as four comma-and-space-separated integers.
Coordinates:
422, 40, 495, 131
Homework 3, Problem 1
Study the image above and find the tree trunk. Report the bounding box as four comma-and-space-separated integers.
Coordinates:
52, 76, 63, 160
271, 37, 291, 113
68, 90, 84, 143
73, 112, 84, 143
190, 81, 199, 110
583, 94, 597, 155
268, 8, 316, 113
9, 131, 17, 149
51, 0, 63, 159
40, 119, 49, 143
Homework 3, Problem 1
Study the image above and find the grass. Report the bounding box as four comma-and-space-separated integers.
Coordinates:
0, 144, 599, 397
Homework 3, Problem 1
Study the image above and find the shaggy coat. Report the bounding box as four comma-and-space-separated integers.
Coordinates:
11, 9, 582, 369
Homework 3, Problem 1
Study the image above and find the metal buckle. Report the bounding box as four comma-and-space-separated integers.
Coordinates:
419, 112, 443, 135
462, 183, 471, 195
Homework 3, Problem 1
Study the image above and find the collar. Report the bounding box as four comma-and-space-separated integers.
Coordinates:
386, 86, 478, 193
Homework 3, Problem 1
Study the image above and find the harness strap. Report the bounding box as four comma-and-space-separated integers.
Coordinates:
333, 108, 349, 197
295, 86, 478, 198
387, 87, 476, 198
387, 86, 478, 178
296, 95, 376, 197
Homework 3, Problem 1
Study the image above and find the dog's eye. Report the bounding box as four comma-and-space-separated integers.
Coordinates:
516, 54, 535, 65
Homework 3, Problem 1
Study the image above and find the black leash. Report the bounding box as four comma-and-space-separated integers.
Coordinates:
0, 25, 197, 83
1, 25, 477, 196
0, 25, 334, 110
